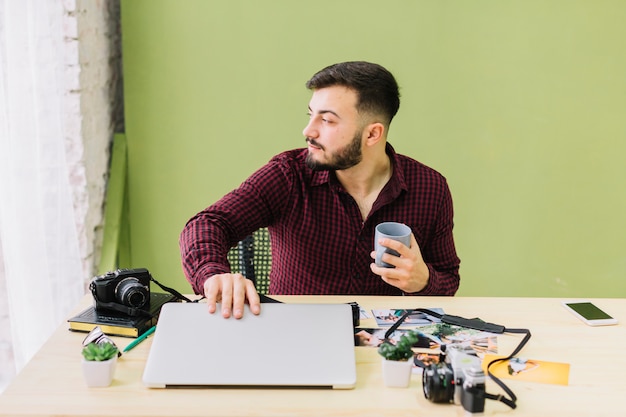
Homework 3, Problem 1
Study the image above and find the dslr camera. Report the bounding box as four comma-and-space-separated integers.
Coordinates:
90, 268, 151, 313
422, 344, 486, 414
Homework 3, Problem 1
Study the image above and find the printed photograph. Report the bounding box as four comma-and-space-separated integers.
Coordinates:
371, 308, 444, 326
482, 355, 570, 385
355, 321, 498, 359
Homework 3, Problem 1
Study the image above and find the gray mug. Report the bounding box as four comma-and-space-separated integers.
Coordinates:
374, 222, 411, 268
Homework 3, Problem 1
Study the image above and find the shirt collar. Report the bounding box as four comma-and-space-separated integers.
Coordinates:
310, 168, 330, 187
384, 142, 407, 191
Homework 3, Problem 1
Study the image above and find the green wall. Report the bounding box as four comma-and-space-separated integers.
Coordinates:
120, 0, 626, 297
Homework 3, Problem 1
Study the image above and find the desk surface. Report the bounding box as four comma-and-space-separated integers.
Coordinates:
1, 295, 624, 417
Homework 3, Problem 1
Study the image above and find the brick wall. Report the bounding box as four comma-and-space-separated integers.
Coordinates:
0, 0, 122, 393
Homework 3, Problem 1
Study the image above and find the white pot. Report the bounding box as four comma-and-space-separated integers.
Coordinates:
82, 356, 117, 387
381, 358, 413, 388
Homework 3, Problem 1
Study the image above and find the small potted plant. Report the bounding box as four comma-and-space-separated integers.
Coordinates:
377, 330, 419, 388
81, 342, 119, 387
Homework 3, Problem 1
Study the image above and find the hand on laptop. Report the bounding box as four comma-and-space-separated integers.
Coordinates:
203, 273, 261, 319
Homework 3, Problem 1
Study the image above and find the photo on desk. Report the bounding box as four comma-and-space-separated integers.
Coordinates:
417, 322, 499, 358
482, 354, 570, 386
354, 328, 440, 348
355, 323, 498, 359
371, 308, 444, 326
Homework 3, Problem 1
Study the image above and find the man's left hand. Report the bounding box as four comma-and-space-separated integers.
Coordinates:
370, 233, 429, 293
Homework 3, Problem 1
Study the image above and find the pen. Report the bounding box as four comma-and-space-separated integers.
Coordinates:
123, 325, 156, 353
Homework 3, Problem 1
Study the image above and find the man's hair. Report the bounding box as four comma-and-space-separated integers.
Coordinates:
305, 61, 400, 127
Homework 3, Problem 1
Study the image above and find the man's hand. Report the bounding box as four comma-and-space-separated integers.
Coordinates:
370, 233, 430, 293
203, 273, 261, 319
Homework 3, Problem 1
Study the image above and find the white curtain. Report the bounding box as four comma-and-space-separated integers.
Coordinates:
0, 0, 85, 374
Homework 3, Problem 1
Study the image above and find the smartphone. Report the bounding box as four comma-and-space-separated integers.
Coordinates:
562, 301, 618, 326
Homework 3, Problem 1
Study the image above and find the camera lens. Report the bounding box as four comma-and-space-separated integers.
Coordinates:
422, 363, 455, 403
115, 277, 149, 309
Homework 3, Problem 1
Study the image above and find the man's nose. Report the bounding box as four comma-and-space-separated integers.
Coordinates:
302, 119, 318, 139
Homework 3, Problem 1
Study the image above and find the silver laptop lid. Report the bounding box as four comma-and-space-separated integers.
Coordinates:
142, 302, 356, 389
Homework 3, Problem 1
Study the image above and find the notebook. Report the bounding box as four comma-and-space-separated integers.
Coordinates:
142, 302, 357, 389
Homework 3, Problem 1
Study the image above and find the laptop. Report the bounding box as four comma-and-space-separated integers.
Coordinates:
142, 302, 357, 389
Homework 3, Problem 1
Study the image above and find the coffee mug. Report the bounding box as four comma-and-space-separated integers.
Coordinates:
374, 222, 411, 268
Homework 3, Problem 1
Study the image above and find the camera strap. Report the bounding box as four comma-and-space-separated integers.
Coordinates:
384, 308, 531, 410
149, 276, 194, 303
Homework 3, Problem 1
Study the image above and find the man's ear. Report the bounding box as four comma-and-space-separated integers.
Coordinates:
364, 122, 386, 146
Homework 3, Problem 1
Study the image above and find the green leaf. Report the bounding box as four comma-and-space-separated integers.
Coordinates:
377, 330, 418, 361
81, 342, 119, 361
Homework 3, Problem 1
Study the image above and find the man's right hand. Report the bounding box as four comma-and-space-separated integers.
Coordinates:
203, 273, 261, 319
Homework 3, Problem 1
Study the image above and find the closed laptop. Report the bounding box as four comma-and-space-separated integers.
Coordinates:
142, 302, 357, 389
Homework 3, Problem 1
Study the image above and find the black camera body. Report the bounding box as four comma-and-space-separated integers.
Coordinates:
90, 268, 151, 313
422, 344, 486, 414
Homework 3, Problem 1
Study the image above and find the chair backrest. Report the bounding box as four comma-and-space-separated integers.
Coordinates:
227, 228, 271, 294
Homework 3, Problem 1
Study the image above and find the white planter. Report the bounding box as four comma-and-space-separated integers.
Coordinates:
82, 356, 117, 387
381, 358, 413, 388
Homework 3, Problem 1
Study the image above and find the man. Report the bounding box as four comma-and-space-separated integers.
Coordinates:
180, 61, 460, 318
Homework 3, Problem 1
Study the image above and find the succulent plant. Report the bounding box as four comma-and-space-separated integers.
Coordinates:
377, 330, 419, 361
82, 342, 119, 361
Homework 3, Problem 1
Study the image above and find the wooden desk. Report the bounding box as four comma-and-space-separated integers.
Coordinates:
1, 295, 624, 417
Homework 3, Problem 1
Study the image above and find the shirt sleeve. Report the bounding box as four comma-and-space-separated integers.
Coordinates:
179, 158, 293, 294
407, 179, 460, 296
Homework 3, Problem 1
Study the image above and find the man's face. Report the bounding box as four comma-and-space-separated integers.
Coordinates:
303, 86, 366, 171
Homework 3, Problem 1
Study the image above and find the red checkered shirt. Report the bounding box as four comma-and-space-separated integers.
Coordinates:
180, 144, 460, 296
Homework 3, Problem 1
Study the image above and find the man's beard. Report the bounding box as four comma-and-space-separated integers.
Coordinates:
305, 131, 363, 171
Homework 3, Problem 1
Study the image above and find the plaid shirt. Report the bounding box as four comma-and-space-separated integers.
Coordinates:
180, 144, 460, 296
